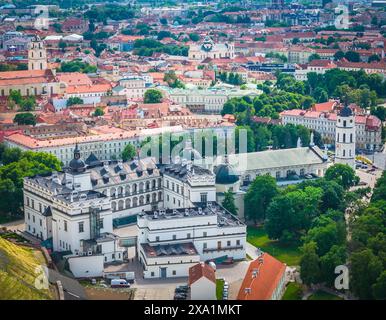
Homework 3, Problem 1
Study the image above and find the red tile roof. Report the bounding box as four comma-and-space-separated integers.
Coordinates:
312, 101, 338, 112
189, 263, 216, 286
237, 254, 286, 300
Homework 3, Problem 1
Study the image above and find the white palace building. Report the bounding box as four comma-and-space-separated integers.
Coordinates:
23, 136, 328, 278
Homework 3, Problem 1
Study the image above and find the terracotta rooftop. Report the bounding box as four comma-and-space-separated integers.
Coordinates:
189, 263, 216, 286
237, 253, 286, 300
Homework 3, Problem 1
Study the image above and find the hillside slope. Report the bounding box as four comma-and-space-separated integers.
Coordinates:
0, 238, 54, 300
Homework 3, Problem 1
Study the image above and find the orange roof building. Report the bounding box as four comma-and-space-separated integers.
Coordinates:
189, 263, 216, 300
237, 253, 287, 300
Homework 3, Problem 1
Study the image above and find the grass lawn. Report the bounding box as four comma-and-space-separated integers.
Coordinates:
308, 290, 343, 300
247, 226, 302, 266
216, 279, 224, 300
282, 282, 303, 300
0, 238, 54, 300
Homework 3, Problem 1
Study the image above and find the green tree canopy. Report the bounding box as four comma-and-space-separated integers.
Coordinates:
144, 89, 163, 104
13, 113, 36, 126
325, 164, 358, 190
222, 190, 238, 216
244, 174, 278, 223
121, 143, 136, 161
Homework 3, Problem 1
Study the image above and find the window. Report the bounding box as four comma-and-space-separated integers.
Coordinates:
172, 270, 176, 276
64, 221, 67, 232
236, 240, 241, 246
78, 222, 84, 233
156, 236, 160, 241
200, 193, 208, 203
151, 272, 154, 277
39, 219, 42, 227
203, 243, 207, 249
203, 232, 207, 237
32, 215, 35, 223
227, 241, 231, 247
172, 235, 177, 240
187, 233, 191, 238
99, 218, 104, 229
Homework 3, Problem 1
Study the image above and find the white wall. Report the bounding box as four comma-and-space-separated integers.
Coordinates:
191, 277, 216, 300
67, 255, 104, 278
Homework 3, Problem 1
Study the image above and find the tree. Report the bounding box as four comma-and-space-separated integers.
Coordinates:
9, 89, 22, 105
188, 33, 200, 42
265, 187, 323, 242
320, 245, 347, 287
13, 113, 36, 126
300, 241, 321, 285
144, 89, 163, 104
368, 54, 380, 63
0, 149, 61, 216
334, 51, 345, 61
371, 106, 386, 122
244, 175, 278, 223
67, 97, 84, 107
345, 51, 360, 62
372, 171, 386, 202
121, 143, 136, 161
20, 97, 36, 111
350, 249, 383, 299
164, 71, 185, 88
308, 53, 321, 62
93, 107, 104, 117
373, 271, 386, 300
304, 219, 346, 256
325, 164, 358, 189
1, 147, 22, 165
222, 190, 238, 215
59, 41, 67, 52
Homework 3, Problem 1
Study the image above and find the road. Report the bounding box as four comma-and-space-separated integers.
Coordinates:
355, 168, 383, 189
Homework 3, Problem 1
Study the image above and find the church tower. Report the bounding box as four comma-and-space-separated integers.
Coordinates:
335, 104, 356, 169
28, 37, 47, 71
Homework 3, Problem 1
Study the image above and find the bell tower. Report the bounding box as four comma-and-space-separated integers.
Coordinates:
28, 37, 47, 71
335, 104, 356, 169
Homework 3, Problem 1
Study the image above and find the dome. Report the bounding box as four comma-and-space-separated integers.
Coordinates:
68, 143, 86, 173
179, 139, 202, 162
215, 163, 239, 185
69, 158, 86, 172
339, 105, 353, 117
